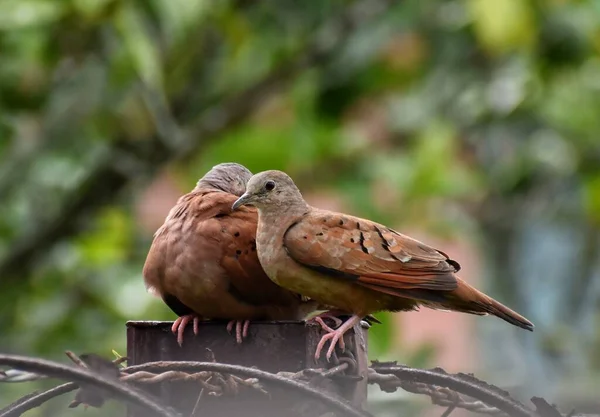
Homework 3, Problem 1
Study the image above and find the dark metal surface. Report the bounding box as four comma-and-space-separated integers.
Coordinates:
126, 320, 369, 417
370, 362, 533, 417
0, 354, 178, 417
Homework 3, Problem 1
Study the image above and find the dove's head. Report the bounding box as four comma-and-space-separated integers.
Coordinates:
195, 162, 253, 197
232, 170, 307, 213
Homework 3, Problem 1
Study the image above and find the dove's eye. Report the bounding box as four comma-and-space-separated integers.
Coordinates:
264, 180, 275, 191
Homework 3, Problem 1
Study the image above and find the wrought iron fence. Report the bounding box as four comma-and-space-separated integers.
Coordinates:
0, 351, 575, 417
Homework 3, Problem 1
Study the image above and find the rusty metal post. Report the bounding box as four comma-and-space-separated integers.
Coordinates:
126, 320, 368, 417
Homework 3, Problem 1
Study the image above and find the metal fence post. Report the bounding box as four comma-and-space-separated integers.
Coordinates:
126, 320, 369, 417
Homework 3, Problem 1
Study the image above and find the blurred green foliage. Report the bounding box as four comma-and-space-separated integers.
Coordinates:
1, 0, 600, 415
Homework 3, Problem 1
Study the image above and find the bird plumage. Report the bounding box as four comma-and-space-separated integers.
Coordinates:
143, 163, 318, 345
232, 170, 533, 358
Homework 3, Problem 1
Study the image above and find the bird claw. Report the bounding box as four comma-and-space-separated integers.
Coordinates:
172, 314, 202, 346
226, 320, 251, 344
314, 317, 336, 333
306, 311, 344, 330
313, 315, 362, 362
314, 330, 346, 362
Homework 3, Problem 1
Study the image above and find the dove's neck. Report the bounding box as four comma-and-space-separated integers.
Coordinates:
255, 202, 310, 279
257, 200, 310, 225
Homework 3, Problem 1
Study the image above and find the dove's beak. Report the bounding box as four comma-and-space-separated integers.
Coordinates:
232, 192, 253, 211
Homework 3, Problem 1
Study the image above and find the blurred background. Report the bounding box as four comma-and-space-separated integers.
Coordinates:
1, 0, 600, 415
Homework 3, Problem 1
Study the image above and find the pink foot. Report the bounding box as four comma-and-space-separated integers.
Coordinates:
306, 310, 347, 330
226, 320, 251, 344
172, 314, 201, 346
314, 315, 362, 361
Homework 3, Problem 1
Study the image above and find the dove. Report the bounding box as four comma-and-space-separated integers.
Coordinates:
68, 354, 121, 410
232, 170, 534, 360
143, 163, 318, 346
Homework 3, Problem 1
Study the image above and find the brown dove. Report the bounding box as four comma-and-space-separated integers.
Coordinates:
232, 170, 534, 360
68, 354, 121, 410
143, 163, 319, 345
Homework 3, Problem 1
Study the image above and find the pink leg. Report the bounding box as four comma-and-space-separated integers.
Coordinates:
306, 310, 348, 330
314, 315, 363, 361
314, 317, 336, 333
171, 314, 201, 347
226, 320, 251, 344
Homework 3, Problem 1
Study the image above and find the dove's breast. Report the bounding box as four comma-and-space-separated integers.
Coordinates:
255, 214, 400, 315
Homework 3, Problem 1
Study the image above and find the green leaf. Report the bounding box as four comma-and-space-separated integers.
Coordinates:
467, 0, 536, 55
584, 175, 600, 225
0, 0, 65, 30
72, 0, 114, 20
115, 3, 164, 92
77, 207, 133, 266
150, 0, 212, 46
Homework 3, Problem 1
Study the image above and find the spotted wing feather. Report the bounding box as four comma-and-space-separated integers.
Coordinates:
283, 210, 459, 295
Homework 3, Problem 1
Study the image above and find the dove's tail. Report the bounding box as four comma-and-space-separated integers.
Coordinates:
413, 276, 534, 331
438, 277, 534, 331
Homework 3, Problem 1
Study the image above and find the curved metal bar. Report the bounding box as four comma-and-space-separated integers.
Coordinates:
0, 355, 178, 417
370, 363, 532, 417
124, 361, 372, 417
0, 383, 76, 417
2, 356, 528, 417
